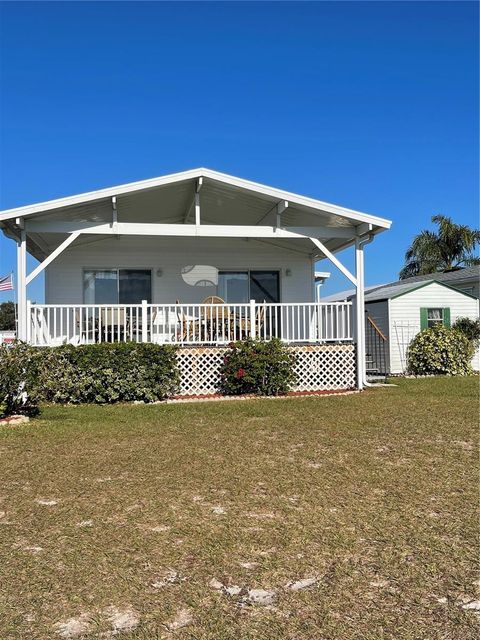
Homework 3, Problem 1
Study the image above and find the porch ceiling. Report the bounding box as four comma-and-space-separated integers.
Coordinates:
0, 168, 392, 260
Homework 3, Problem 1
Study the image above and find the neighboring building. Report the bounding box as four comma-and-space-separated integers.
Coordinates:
324, 273, 480, 374
0, 168, 392, 393
324, 267, 480, 303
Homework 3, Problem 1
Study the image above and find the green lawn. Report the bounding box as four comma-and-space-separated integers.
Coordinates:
0, 378, 478, 639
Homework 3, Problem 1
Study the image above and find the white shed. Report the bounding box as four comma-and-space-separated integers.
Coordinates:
364, 280, 480, 374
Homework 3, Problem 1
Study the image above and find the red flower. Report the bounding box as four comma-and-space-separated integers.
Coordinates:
235, 368, 246, 379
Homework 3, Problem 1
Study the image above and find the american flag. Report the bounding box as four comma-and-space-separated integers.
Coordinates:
0, 273, 14, 291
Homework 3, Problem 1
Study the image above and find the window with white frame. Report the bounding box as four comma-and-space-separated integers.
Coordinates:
421, 307, 451, 330
83, 269, 152, 304
427, 308, 444, 328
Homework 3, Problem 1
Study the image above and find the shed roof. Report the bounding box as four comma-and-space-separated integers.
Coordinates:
365, 279, 479, 302
323, 266, 480, 302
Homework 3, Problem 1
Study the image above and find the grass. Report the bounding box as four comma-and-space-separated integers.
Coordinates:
0, 377, 478, 639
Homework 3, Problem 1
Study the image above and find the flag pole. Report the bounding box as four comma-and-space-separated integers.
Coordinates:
12, 270, 18, 336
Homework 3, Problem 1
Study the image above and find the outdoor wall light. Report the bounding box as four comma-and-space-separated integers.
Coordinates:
285, 268, 292, 277
156, 268, 163, 277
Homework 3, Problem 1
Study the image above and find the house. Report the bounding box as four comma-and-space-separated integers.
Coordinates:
324, 273, 480, 374
0, 168, 392, 394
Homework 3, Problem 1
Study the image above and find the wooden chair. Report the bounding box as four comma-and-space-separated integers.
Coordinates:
201, 296, 230, 341
175, 300, 202, 342
201, 295, 225, 305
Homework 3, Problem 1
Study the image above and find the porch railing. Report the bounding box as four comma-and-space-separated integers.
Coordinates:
27, 300, 353, 347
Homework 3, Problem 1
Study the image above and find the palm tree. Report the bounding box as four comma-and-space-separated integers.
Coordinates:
399, 215, 480, 279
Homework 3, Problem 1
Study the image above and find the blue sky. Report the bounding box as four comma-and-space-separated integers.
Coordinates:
0, 1, 478, 303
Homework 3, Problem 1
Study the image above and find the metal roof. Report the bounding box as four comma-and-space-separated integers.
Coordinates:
365, 278, 479, 302
0, 167, 393, 261
323, 267, 480, 302
0, 167, 392, 228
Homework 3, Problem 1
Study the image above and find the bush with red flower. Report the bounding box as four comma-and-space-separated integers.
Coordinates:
220, 338, 297, 396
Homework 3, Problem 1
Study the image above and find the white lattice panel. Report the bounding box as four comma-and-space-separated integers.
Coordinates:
290, 344, 356, 391
176, 348, 225, 396
176, 344, 356, 396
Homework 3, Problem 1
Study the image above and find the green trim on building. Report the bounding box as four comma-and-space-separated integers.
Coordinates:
420, 307, 428, 330
443, 307, 451, 327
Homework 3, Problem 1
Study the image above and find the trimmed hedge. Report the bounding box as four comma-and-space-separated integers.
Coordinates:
220, 338, 297, 396
0, 342, 180, 417
407, 324, 474, 376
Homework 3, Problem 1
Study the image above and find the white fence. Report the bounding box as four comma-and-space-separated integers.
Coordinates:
28, 300, 353, 347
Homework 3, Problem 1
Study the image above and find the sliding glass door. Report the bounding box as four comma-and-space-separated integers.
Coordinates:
218, 270, 280, 303
249, 271, 280, 303
84, 269, 152, 304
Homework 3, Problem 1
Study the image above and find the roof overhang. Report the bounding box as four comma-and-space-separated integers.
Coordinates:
0, 168, 392, 261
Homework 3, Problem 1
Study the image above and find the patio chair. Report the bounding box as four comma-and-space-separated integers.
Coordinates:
201, 295, 225, 305
200, 295, 231, 341
99, 308, 127, 341
175, 300, 202, 342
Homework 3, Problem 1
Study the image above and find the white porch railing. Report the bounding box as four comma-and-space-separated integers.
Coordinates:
27, 301, 352, 347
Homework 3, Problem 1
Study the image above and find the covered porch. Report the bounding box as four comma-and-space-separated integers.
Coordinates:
0, 168, 391, 389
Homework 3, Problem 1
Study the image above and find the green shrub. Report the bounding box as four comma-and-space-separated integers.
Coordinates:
0, 342, 180, 417
0, 342, 43, 417
407, 324, 474, 376
452, 316, 480, 346
220, 338, 297, 396
42, 343, 180, 404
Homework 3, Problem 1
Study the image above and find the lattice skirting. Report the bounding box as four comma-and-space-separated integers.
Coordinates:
176, 344, 356, 396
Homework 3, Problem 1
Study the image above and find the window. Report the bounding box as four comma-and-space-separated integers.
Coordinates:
84, 269, 152, 304
218, 272, 249, 303
427, 308, 444, 328
420, 307, 451, 330
218, 271, 280, 303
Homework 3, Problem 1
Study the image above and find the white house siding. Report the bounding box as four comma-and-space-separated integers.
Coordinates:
389, 282, 480, 374
364, 300, 390, 372
44, 236, 314, 305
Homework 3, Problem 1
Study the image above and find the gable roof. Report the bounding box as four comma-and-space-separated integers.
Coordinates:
0, 167, 393, 261
365, 279, 479, 302
0, 167, 392, 228
324, 266, 479, 303
380, 266, 480, 288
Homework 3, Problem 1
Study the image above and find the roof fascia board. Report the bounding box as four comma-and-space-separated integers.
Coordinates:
0, 167, 392, 230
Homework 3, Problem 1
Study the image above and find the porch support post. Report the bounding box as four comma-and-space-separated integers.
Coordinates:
355, 237, 365, 390
16, 224, 27, 341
